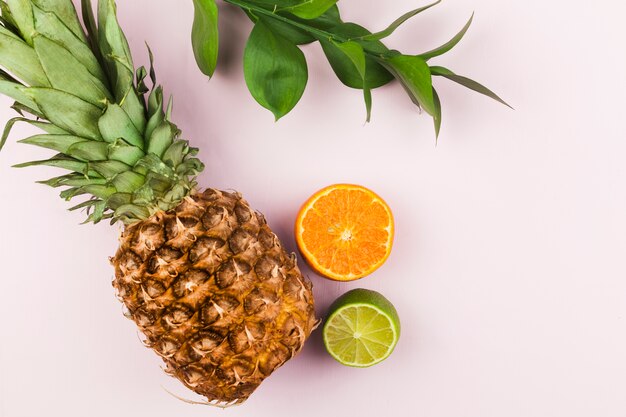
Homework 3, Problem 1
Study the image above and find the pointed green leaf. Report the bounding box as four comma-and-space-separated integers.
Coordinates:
26, 88, 103, 140
0, 80, 40, 110
98, 103, 144, 148
80, 0, 104, 68
33, 35, 111, 107
356, 0, 441, 41
19, 134, 87, 153
147, 121, 175, 158
83, 200, 107, 223
110, 171, 145, 193
98, 0, 133, 99
286, 0, 338, 20
6, 0, 34, 44
90, 160, 131, 180
107, 138, 144, 165
319, 23, 393, 89
0, 2, 20, 33
105, 192, 131, 210
162, 140, 188, 168
331, 40, 373, 121
136, 153, 177, 179
38, 174, 106, 188
383, 54, 435, 116
1, 117, 68, 152
430, 65, 512, 108
0, 31, 50, 86
32, 5, 107, 83
78, 184, 116, 199
418, 13, 473, 61
66, 140, 109, 161
432, 87, 441, 138
68, 198, 100, 211
120, 87, 146, 135
244, 18, 308, 120
191, 0, 219, 77
31, 0, 87, 42
113, 204, 150, 222
14, 154, 100, 177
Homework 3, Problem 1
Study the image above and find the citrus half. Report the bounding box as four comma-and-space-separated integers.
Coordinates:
295, 184, 394, 281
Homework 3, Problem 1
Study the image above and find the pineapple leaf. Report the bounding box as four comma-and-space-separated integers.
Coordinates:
98, 103, 144, 148
110, 170, 144, 193
32, 4, 107, 83
113, 204, 150, 222
418, 13, 474, 61
18, 133, 87, 153
0, 29, 50, 86
6, 0, 35, 44
31, 0, 87, 43
191, 0, 219, 77
90, 159, 131, 179
0, 79, 40, 110
105, 192, 131, 210
107, 138, 144, 165
0, 117, 67, 152
66, 140, 109, 161
0, 2, 20, 33
26, 87, 103, 140
147, 121, 175, 158
13, 154, 101, 177
33, 34, 112, 106
38, 173, 106, 187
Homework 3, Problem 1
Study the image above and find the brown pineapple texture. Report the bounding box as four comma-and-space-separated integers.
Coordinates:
112, 189, 317, 404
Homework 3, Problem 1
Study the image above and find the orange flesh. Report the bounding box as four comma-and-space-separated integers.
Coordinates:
295, 184, 394, 281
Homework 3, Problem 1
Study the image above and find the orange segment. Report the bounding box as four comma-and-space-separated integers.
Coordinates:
295, 184, 394, 281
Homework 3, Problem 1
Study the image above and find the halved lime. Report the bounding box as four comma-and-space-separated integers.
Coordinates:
323, 288, 401, 367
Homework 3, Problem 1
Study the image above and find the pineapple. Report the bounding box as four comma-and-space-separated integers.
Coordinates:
0, 0, 317, 406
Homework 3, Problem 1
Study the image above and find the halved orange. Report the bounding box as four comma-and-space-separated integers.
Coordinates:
295, 184, 394, 281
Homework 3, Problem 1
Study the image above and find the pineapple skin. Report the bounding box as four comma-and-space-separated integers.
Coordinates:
112, 189, 317, 404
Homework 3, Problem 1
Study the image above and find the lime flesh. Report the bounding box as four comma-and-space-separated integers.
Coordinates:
323, 289, 400, 367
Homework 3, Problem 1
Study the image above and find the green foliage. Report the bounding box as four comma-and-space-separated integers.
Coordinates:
191, 0, 508, 135
0, 0, 204, 224
243, 17, 307, 120
191, 0, 219, 76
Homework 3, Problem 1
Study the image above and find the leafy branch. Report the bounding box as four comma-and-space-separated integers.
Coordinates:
191, 0, 510, 136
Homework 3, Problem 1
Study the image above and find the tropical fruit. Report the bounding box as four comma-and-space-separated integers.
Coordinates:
295, 184, 394, 281
0, 0, 316, 406
323, 288, 401, 367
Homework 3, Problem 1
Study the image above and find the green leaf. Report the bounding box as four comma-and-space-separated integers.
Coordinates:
331, 40, 372, 121
6, 0, 35, 44
136, 153, 177, 179
26, 88, 103, 140
432, 87, 441, 138
318, 22, 393, 89
286, 0, 338, 20
0, 80, 40, 111
0, 2, 20, 33
383, 54, 436, 116
90, 160, 131, 179
191, 0, 219, 77
107, 138, 144, 165
32, 4, 107, 83
161, 140, 188, 167
19, 134, 87, 153
147, 121, 175, 158
38, 174, 106, 188
113, 204, 149, 222
14, 154, 100, 177
98, 103, 144, 148
418, 13, 473, 61
31, 0, 87, 43
110, 171, 145, 193
1, 117, 69, 152
356, 0, 440, 41
66, 140, 109, 161
0, 30, 50, 86
80, 0, 105, 69
243, 18, 307, 120
253, 14, 314, 45
77, 184, 116, 199
33, 35, 111, 107
98, 0, 134, 100
430, 65, 512, 108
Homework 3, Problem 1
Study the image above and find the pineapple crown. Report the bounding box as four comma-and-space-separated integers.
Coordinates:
0, 0, 204, 224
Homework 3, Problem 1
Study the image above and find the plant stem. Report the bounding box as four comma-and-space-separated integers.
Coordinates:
222, 0, 349, 44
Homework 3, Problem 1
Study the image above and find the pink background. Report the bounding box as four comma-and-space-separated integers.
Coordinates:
1, 0, 625, 416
